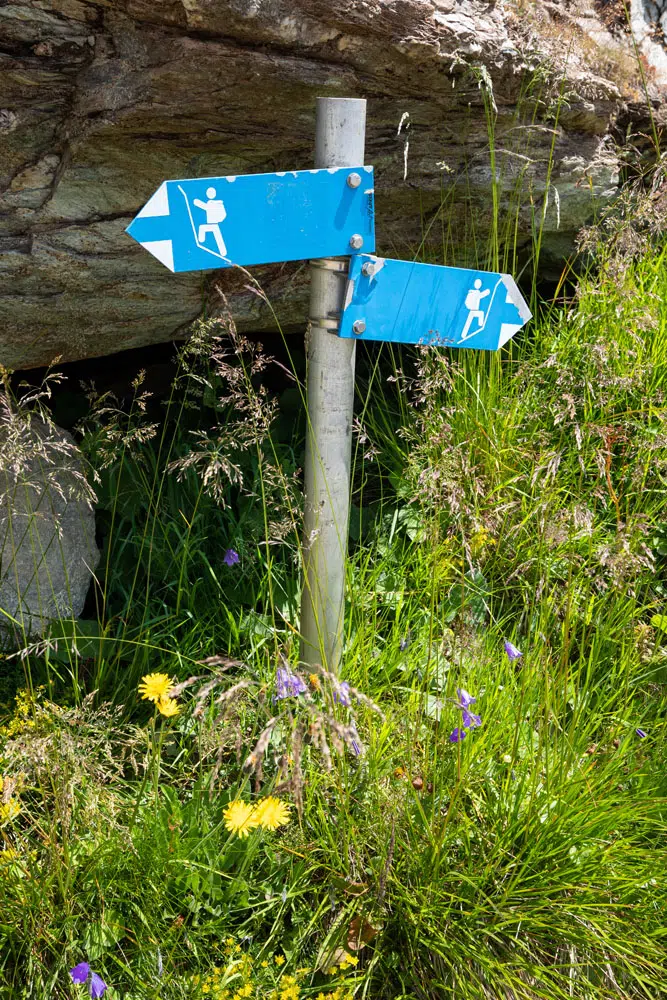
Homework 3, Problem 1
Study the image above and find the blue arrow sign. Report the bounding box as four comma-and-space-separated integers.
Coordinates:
126, 167, 375, 273
339, 255, 531, 350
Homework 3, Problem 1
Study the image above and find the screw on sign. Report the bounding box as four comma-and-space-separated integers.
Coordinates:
125, 98, 531, 674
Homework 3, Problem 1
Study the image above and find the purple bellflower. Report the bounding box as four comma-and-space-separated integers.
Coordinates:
90, 973, 108, 999
69, 963, 107, 998
456, 688, 482, 729
636, 728, 647, 738
456, 688, 476, 708
462, 707, 482, 729
223, 548, 240, 567
70, 964, 90, 985
450, 687, 482, 743
504, 640, 522, 660
274, 665, 307, 702
334, 680, 352, 706
349, 718, 363, 756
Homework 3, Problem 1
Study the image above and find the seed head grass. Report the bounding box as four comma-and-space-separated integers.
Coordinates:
0, 73, 666, 998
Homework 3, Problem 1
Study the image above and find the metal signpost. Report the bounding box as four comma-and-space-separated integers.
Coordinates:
126, 97, 531, 676
300, 98, 368, 675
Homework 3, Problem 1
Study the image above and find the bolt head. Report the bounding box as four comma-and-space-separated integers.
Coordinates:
347, 172, 362, 189
352, 319, 366, 335
349, 234, 363, 250
361, 261, 376, 277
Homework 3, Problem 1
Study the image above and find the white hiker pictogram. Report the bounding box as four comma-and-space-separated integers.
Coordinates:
193, 187, 227, 255
460, 279, 491, 340
178, 184, 229, 260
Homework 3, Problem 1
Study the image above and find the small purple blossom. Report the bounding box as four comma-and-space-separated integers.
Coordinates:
636, 728, 647, 739
399, 631, 413, 651
461, 708, 482, 729
504, 640, 522, 660
69, 963, 107, 998
334, 680, 352, 706
274, 665, 307, 701
89, 973, 108, 999
223, 548, 240, 567
456, 688, 476, 709
450, 686, 482, 743
70, 964, 90, 985
349, 719, 363, 756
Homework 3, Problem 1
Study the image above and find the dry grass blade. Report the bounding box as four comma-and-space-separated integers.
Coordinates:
242, 717, 278, 774
168, 675, 205, 698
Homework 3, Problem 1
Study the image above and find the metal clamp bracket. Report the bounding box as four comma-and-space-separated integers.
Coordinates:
309, 316, 341, 334
309, 258, 350, 274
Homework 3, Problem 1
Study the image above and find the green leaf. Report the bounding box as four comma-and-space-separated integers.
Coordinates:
651, 614, 667, 633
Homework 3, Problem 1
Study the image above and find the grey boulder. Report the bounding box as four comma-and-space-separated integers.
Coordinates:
0, 411, 99, 639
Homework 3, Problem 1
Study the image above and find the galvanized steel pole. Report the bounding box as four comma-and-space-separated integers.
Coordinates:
300, 97, 367, 674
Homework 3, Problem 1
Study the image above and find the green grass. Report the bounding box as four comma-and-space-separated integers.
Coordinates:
1, 46, 667, 997
1, 241, 666, 999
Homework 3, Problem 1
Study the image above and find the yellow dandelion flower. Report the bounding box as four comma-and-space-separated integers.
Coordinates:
308, 673, 320, 689
0, 799, 21, 824
261, 961, 269, 968
223, 800, 259, 838
274, 955, 285, 966
138, 672, 172, 703
253, 796, 291, 831
238, 985, 253, 997
157, 695, 180, 718
225, 937, 236, 947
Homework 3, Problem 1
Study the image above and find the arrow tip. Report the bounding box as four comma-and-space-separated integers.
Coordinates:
501, 274, 532, 324
140, 239, 174, 272
136, 182, 170, 219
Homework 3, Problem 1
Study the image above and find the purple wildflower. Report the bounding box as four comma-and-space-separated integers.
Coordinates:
349, 719, 363, 756
334, 680, 352, 706
274, 665, 307, 701
399, 631, 413, 651
461, 707, 482, 729
69, 964, 107, 998
456, 688, 476, 709
636, 728, 647, 738
89, 973, 108, 999
70, 964, 90, 985
223, 548, 240, 567
504, 640, 522, 660
449, 727, 467, 743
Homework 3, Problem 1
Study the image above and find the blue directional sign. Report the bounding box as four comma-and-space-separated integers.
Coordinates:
339, 255, 531, 350
126, 167, 375, 273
